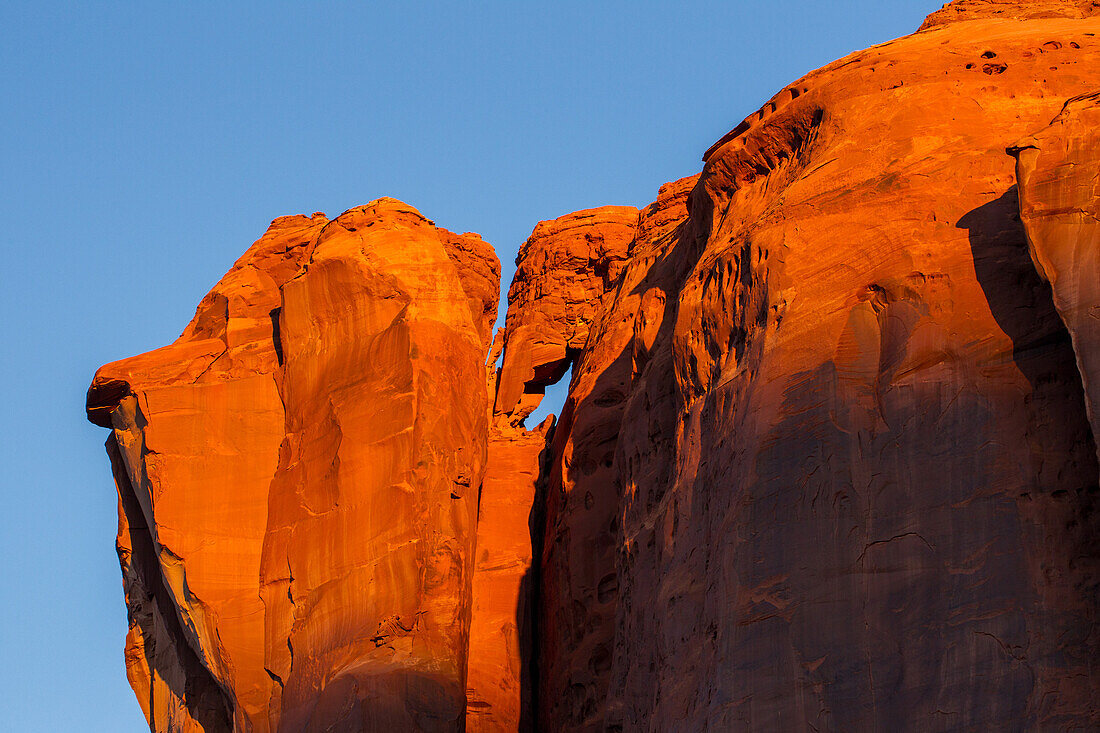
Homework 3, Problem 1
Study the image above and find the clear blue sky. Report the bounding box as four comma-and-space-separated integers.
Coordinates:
1, 2, 938, 729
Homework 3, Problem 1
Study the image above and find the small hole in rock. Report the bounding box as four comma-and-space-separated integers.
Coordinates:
526, 363, 573, 427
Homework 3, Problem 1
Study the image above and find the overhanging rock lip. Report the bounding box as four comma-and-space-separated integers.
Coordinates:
86, 375, 131, 428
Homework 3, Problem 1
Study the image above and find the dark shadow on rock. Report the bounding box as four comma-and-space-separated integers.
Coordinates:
108, 436, 235, 732
511, 177, 708, 729
958, 186, 1079, 390
302, 668, 466, 732
959, 185, 1099, 482
516, 423, 555, 733
958, 187, 1100, 727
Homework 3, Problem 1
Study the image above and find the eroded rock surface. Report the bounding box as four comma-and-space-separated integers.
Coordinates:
89, 200, 499, 732
502, 3, 1100, 730
88, 1, 1100, 731
598, 8, 1100, 731
1013, 93, 1100, 458
464, 406, 549, 732
494, 207, 639, 424
520, 179, 696, 730
920, 0, 1100, 30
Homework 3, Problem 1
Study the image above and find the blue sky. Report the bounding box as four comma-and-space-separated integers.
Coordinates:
1, 2, 937, 729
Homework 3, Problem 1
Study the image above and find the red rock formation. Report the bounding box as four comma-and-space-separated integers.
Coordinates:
487, 2, 1100, 730
511, 182, 695, 730
481, 205, 640, 730
89, 200, 499, 732
596, 7, 1100, 731
90, 212, 328, 732
464, 405, 549, 732
920, 0, 1100, 30
88, 1, 1100, 730
493, 207, 639, 425
1013, 92, 1100, 461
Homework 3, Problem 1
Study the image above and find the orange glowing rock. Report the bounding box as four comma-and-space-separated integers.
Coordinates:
589, 7, 1100, 730
513, 3, 1100, 729
87, 2, 1100, 730
89, 200, 499, 731
493, 207, 639, 425
464, 398, 548, 732
920, 0, 1100, 30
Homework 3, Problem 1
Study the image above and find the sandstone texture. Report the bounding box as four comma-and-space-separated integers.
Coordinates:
89, 200, 500, 731
515, 181, 696, 730
1013, 92, 1100, 461
464, 408, 549, 732
88, 1, 1100, 730
920, 0, 1100, 30
493, 207, 639, 424
591, 9, 1100, 730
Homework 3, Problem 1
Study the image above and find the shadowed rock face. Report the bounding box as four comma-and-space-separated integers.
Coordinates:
88, 1, 1100, 731
1013, 93, 1100, 456
595, 8, 1100, 730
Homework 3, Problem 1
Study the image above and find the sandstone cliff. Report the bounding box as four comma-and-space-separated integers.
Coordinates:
89, 201, 500, 731
1013, 92, 1100, 459
88, 1, 1100, 730
600, 11, 1100, 729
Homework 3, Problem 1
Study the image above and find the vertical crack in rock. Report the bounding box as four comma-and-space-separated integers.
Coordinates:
470, 203, 645, 732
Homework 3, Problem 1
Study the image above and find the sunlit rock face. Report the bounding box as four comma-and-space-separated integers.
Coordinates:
88, 1, 1100, 731
919, 0, 1100, 30
89, 200, 500, 732
464, 407, 549, 732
